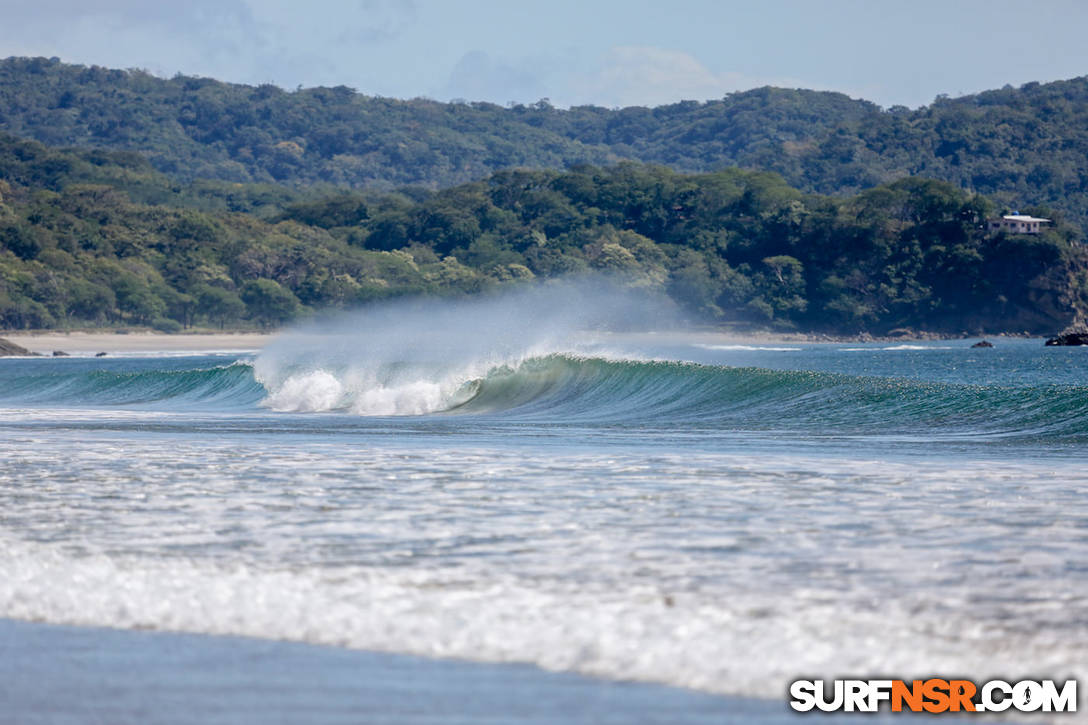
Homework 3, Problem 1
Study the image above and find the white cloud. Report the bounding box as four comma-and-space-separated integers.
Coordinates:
440, 50, 552, 104
561, 45, 805, 108
436, 45, 786, 109
0, 5, 860, 107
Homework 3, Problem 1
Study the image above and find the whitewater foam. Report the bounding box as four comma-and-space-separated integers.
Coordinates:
258, 360, 490, 416
694, 344, 803, 352
881, 344, 957, 351
263, 370, 345, 412
2, 441, 1085, 701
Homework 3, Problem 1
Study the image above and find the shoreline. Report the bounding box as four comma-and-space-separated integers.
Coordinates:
588, 329, 1035, 349
2, 331, 275, 355
0, 618, 951, 725
0, 619, 768, 725
0, 329, 1037, 357
675, 325, 1039, 344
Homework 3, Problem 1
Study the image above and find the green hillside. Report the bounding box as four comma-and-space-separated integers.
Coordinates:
2, 133, 1084, 334
2, 57, 1087, 234
0, 57, 873, 190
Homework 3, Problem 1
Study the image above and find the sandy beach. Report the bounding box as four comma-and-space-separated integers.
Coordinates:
3, 332, 275, 356
1, 327, 1003, 359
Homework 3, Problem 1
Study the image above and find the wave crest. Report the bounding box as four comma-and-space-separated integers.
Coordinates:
259, 367, 478, 416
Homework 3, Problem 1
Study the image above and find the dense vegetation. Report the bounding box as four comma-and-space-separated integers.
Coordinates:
2, 133, 1085, 334
4, 57, 1088, 235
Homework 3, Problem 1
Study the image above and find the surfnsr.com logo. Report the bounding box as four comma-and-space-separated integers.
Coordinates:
789, 679, 1077, 713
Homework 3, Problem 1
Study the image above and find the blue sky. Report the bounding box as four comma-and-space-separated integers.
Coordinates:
1, 0, 1087, 109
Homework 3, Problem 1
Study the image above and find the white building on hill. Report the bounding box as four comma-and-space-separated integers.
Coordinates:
987, 213, 1050, 234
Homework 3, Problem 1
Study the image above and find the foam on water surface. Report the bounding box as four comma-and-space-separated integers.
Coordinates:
1, 434, 1085, 702
693, 344, 804, 352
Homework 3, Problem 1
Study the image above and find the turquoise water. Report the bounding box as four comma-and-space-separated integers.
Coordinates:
0, 316, 1085, 709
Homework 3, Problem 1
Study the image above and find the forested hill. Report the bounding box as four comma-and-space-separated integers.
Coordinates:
0, 57, 871, 188
1, 133, 1085, 335
6, 56, 1088, 233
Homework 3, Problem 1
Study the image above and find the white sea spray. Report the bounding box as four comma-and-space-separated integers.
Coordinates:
253, 279, 677, 415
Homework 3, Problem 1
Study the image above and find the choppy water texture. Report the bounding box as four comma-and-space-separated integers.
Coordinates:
1, 311, 1086, 710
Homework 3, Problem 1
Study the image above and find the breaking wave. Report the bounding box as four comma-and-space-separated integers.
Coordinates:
4, 353, 1086, 441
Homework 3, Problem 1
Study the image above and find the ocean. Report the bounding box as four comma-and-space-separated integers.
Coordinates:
1, 289, 1085, 722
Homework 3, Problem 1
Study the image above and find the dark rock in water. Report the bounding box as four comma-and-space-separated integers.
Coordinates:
971, 340, 994, 348
52, 350, 69, 357
96, 351, 108, 357
0, 337, 36, 356
1045, 332, 1088, 346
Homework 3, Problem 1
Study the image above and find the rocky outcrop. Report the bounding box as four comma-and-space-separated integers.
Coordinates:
0, 337, 37, 356
1045, 332, 1088, 346
971, 340, 994, 348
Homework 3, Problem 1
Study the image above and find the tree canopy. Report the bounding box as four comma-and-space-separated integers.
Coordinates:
3, 57, 1088, 233
1, 134, 1085, 334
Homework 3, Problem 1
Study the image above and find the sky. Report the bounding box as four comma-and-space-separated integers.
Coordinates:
1, 0, 1087, 109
